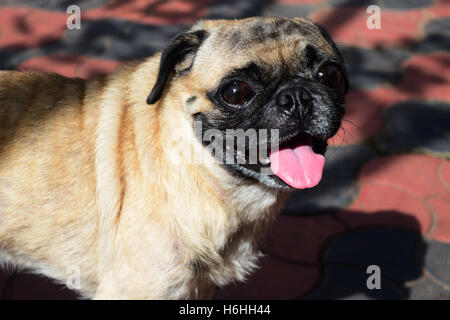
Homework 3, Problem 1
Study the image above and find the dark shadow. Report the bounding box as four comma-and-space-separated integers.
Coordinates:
302, 212, 427, 300
213, 210, 428, 300
14, 11, 33, 34
0, 0, 274, 69
1, 271, 81, 300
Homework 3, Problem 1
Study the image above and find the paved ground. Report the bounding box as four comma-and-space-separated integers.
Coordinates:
0, 0, 449, 300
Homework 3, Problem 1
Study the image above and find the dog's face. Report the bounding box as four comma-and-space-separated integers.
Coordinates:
147, 17, 348, 190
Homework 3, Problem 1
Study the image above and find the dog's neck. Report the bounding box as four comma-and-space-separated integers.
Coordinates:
159, 118, 290, 285
121, 58, 290, 287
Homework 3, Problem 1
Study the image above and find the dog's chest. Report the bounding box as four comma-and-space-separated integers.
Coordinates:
193, 187, 288, 290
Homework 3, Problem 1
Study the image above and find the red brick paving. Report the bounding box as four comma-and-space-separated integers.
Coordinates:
263, 214, 346, 264
427, 193, 450, 243
214, 256, 320, 299
330, 55, 450, 146
340, 183, 432, 233
359, 154, 447, 198
439, 160, 450, 191
311, 7, 426, 48
329, 89, 385, 145
328, 83, 424, 146
398, 53, 450, 102
278, 0, 325, 4
367, 86, 410, 109
0, 8, 66, 49
83, 0, 219, 25
347, 155, 450, 239
430, 0, 450, 18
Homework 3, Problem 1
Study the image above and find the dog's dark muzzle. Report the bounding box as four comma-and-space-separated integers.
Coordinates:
276, 85, 314, 119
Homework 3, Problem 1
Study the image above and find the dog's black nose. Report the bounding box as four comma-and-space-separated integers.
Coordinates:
276, 86, 312, 114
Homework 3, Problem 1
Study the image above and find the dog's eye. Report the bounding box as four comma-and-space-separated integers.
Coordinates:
221, 81, 254, 106
317, 63, 342, 88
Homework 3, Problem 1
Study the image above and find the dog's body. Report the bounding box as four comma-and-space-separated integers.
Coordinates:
0, 17, 346, 299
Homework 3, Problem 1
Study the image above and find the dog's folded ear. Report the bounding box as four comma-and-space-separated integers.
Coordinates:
147, 30, 208, 105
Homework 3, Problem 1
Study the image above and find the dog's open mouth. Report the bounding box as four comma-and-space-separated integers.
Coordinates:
269, 132, 326, 189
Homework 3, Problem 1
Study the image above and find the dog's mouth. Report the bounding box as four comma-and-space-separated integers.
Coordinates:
223, 130, 329, 190
268, 132, 327, 189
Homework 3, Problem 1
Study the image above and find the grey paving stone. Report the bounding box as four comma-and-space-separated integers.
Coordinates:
262, 3, 316, 19
328, 0, 381, 7
306, 228, 426, 300
376, 100, 450, 155
0, 0, 108, 11
415, 18, 450, 53
380, 0, 435, 10
62, 19, 186, 60
419, 239, 450, 288
329, 0, 435, 10
339, 45, 410, 89
207, 0, 267, 19
282, 144, 376, 216
407, 277, 450, 299
0, 19, 187, 69
304, 265, 405, 300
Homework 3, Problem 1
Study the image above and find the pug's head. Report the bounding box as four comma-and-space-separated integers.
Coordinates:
147, 17, 348, 190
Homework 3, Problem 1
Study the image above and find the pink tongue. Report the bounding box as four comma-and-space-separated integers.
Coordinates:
269, 143, 325, 189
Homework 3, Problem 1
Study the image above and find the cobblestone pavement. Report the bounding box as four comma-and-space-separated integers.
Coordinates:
0, 0, 449, 300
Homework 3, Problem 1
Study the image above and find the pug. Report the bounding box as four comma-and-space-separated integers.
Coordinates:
0, 17, 347, 299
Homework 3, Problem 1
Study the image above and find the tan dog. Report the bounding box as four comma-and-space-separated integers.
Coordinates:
0, 17, 347, 299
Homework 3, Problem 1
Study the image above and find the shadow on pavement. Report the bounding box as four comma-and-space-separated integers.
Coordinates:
214, 210, 426, 300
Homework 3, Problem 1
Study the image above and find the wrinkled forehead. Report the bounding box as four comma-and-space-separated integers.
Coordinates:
210, 18, 331, 52
190, 18, 336, 88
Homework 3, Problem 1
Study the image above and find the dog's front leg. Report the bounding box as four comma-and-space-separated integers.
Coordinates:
92, 245, 195, 300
